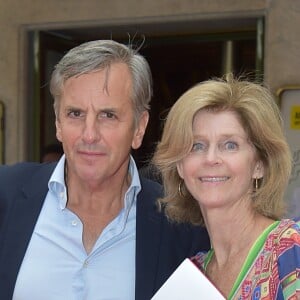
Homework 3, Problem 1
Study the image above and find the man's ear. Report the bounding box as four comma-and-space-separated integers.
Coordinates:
56, 119, 62, 142
132, 111, 149, 150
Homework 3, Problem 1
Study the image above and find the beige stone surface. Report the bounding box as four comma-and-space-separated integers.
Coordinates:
264, 0, 300, 88
0, 0, 299, 163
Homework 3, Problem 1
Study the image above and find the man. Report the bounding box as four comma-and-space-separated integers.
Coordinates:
0, 40, 210, 300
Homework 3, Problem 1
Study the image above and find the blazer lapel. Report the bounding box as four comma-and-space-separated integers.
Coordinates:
135, 179, 163, 300
0, 163, 56, 299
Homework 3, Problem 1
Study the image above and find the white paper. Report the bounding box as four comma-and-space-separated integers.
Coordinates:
151, 258, 225, 300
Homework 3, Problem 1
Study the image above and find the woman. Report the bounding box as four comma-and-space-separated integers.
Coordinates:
153, 75, 300, 299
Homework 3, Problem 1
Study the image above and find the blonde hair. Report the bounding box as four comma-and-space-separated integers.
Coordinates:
153, 75, 292, 225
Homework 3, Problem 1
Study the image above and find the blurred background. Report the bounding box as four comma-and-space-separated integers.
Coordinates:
1, 0, 300, 217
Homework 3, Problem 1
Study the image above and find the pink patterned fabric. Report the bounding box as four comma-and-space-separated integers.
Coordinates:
191, 219, 300, 299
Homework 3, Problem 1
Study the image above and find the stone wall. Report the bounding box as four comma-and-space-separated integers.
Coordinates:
0, 0, 299, 163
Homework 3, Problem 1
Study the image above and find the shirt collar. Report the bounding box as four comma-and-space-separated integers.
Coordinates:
48, 155, 141, 210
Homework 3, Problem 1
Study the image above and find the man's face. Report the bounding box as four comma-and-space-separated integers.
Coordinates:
56, 63, 149, 186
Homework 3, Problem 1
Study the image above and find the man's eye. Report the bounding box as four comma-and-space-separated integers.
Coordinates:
100, 111, 116, 119
67, 110, 82, 118
106, 112, 115, 119
191, 142, 206, 152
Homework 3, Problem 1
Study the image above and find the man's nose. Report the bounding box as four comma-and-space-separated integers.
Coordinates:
82, 117, 100, 144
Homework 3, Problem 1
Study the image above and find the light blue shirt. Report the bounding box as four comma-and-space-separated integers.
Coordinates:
13, 155, 141, 300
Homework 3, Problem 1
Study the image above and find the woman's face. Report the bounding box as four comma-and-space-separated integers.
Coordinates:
177, 110, 264, 211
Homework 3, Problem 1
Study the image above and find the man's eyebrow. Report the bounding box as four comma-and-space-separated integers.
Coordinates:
99, 108, 117, 113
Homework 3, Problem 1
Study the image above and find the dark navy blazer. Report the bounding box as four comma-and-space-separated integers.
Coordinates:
0, 162, 210, 300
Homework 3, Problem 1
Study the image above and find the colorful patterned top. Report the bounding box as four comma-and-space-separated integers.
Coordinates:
191, 219, 300, 299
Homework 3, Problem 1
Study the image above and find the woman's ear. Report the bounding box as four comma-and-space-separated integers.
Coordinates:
176, 161, 184, 179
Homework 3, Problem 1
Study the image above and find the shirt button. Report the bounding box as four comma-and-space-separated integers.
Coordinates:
71, 220, 77, 226
83, 260, 88, 267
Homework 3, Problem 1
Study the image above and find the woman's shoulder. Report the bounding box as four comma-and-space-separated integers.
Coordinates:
293, 216, 300, 226
266, 219, 300, 252
276, 218, 300, 236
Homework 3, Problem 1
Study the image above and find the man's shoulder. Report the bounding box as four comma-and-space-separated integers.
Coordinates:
140, 176, 162, 192
0, 162, 56, 182
138, 176, 209, 240
138, 176, 163, 206
0, 161, 41, 172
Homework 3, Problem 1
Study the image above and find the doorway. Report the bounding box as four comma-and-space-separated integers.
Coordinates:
27, 16, 263, 166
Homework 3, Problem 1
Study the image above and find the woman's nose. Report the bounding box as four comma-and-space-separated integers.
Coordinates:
205, 145, 222, 165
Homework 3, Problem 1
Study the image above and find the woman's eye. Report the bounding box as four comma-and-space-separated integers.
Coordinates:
224, 141, 238, 151
191, 142, 206, 152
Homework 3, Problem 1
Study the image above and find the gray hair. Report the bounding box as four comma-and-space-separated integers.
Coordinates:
50, 40, 152, 122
